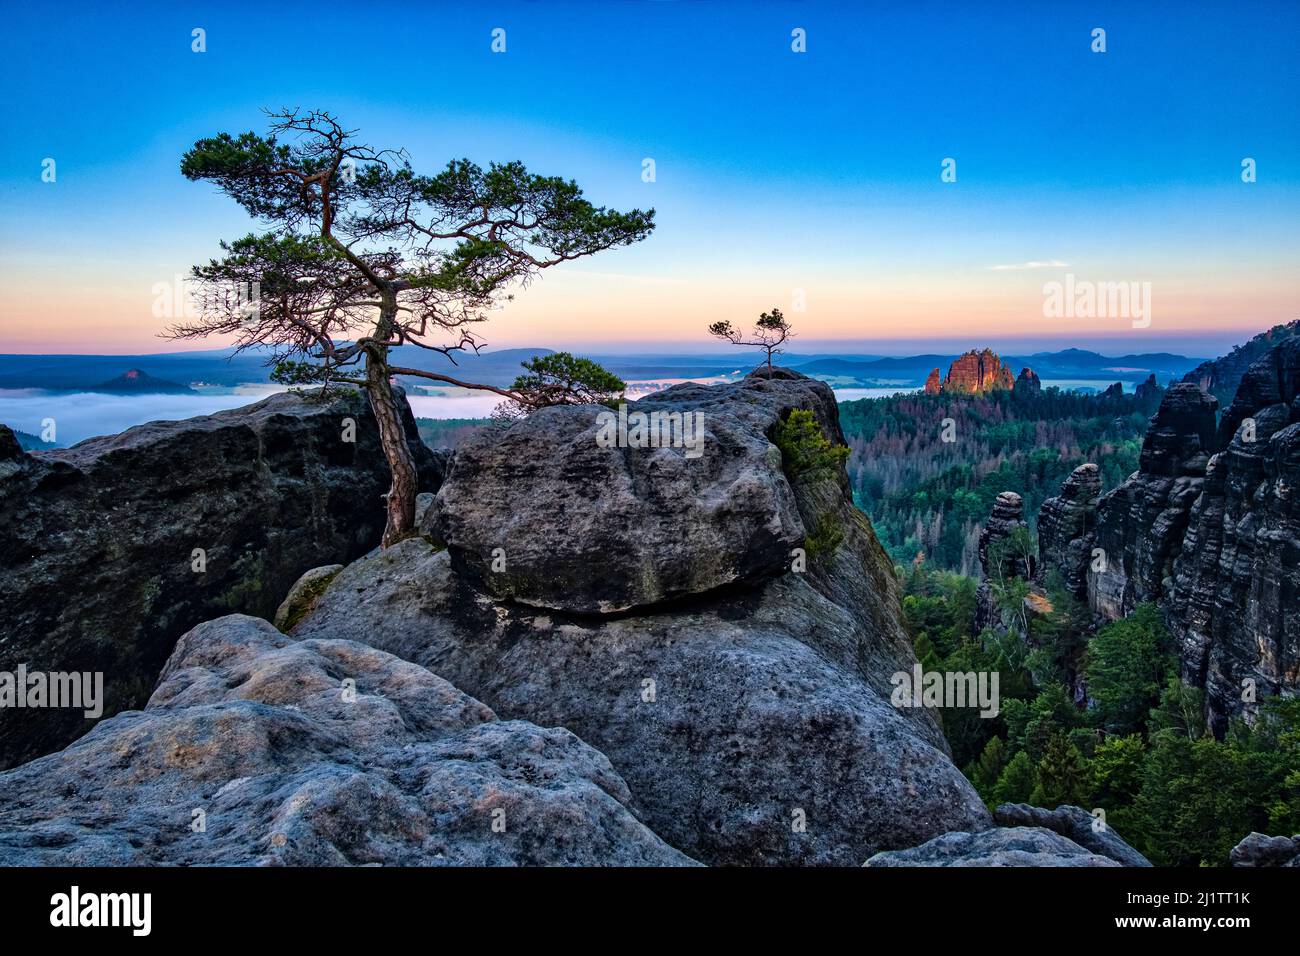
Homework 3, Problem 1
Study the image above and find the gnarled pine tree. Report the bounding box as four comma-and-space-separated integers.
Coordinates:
170, 109, 653, 546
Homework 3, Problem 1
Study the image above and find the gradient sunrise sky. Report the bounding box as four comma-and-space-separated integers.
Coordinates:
1, 0, 1297, 356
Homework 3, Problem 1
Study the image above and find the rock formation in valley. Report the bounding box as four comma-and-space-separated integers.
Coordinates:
1035, 463, 1101, 600
1230, 832, 1300, 867
1013, 367, 1042, 398
1134, 373, 1164, 405
1035, 339, 1300, 732
974, 491, 1034, 632
1166, 338, 1300, 733
924, 348, 1018, 395
0, 388, 441, 770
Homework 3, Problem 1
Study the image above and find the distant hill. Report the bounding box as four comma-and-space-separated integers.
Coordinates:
92, 369, 196, 394
1181, 320, 1300, 412
0, 345, 1207, 393
0, 350, 271, 390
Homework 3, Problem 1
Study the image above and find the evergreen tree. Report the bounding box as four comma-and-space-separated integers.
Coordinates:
969, 735, 1007, 803
992, 750, 1036, 805
1031, 733, 1092, 807
1085, 603, 1173, 735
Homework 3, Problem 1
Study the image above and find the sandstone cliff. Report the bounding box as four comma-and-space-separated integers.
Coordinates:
925, 348, 1018, 395
1167, 339, 1300, 732
1086, 383, 1217, 620
1036, 341, 1300, 731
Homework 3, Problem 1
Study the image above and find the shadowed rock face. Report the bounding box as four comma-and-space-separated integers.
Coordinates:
1134, 373, 1164, 405
1087, 383, 1217, 620
1182, 318, 1300, 413
0, 616, 692, 866
1013, 367, 1042, 398
297, 370, 992, 865
1167, 339, 1300, 733
1036, 464, 1101, 599
0, 388, 441, 770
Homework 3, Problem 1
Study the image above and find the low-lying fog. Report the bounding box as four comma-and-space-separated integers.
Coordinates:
1, 379, 1129, 448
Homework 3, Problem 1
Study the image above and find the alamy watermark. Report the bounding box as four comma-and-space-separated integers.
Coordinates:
890, 664, 1000, 718
1043, 274, 1151, 328
595, 404, 705, 459
0, 665, 103, 718
151, 274, 261, 324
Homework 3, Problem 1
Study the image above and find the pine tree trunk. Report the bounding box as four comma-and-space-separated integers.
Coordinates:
365, 338, 418, 548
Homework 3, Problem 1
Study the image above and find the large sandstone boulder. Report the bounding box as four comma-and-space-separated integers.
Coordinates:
0, 615, 691, 866
432, 368, 840, 614
295, 541, 990, 866
0, 388, 443, 769
298, 370, 992, 865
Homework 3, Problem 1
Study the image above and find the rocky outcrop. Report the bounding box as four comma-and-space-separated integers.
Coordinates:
0, 615, 691, 866
924, 367, 942, 394
1183, 319, 1300, 412
927, 349, 1016, 395
1013, 367, 1042, 398
0, 388, 443, 770
865, 827, 1121, 867
1036, 464, 1101, 599
1166, 340, 1300, 732
975, 491, 1034, 631
1075, 340, 1299, 731
866, 802, 1150, 867
293, 370, 992, 865
432, 370, 829, 614
1087, 383, 1217, 620
1134, 373, 1164, 405
993, 803, 1151, 866
1229, 832, 1300, 867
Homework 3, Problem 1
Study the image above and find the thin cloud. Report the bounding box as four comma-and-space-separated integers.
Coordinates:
988, 260, 1070, 271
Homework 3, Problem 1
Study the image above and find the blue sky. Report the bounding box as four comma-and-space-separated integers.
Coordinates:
1, 0, 1297, 355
